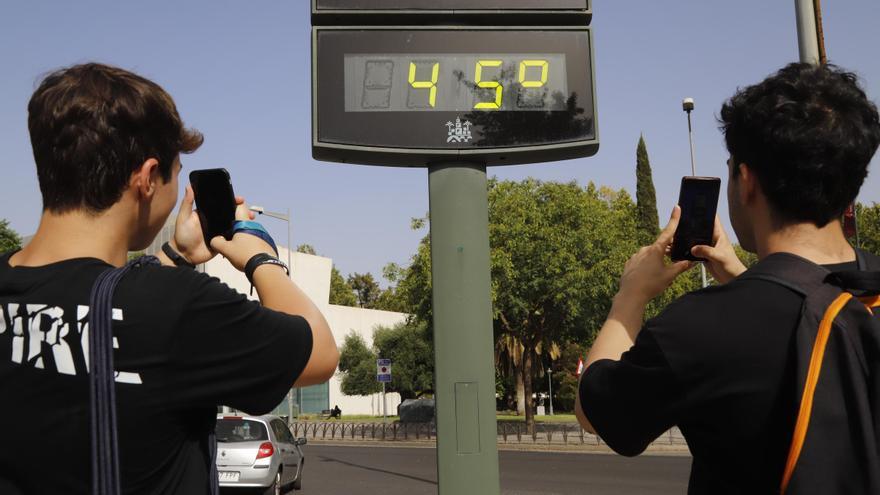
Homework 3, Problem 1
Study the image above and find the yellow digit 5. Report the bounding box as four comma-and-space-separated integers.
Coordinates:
474, 60, 503, 110
409, 62, 440, 108
519, 60, 549, 88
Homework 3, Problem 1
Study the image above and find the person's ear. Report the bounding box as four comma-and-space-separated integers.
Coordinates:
737, 162, 758, 205
130, 158, 161, 199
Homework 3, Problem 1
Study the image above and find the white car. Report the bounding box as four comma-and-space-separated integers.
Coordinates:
215, 414, 306, 494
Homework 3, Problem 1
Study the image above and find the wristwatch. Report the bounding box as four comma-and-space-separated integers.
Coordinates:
161, 242, 196, 269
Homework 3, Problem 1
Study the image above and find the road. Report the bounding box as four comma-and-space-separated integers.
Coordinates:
295, 444, 691, 495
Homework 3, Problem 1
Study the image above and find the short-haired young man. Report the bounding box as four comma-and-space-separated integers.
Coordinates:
0, 63, 339, 494
576, 63, 880, 493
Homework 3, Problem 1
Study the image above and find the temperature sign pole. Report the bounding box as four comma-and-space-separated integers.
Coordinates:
312, 3, 595, 494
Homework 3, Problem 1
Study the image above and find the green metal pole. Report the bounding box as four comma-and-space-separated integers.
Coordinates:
428, 163, 500, 495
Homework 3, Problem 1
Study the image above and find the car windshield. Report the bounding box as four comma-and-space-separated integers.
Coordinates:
215, 418, 269, 443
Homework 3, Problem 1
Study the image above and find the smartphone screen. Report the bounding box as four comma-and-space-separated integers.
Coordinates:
671, 176, 721, 262
189, 168, 237, 244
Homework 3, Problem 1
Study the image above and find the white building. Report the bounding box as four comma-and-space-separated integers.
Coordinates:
146, 227, 406, 417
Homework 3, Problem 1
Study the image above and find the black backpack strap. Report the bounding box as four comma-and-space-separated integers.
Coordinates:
739, 250, 880, 296
89, 256, 159, 495
856, 248, 869, 271
737, 252, 832, 297
824, 249, 880, 295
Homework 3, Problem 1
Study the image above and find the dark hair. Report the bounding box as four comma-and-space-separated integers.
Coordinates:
719, 63, 880, 226
27, 63, 203, 213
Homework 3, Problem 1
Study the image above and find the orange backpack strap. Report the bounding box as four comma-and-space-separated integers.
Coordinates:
859, 295, 880, 314
780, 292, 853, 494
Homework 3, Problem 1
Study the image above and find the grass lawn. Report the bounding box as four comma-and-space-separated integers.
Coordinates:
497, 414, 577, 423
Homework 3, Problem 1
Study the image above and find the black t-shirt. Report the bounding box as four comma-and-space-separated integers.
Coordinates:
0, 252, 313, 495
579, 252, 880, 494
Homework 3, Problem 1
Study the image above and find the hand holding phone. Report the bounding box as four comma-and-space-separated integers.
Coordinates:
690, 215, 748, 284
189, 168, 237, 245
671, 177, 721, 262
616, 206, 694, 305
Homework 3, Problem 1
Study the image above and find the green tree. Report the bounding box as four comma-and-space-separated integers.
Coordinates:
734, 244, 759, 268
635, 136, 661, 245
296, 244, 317, 255
856, 202, 880, 256
337, 333, 381, 396
348, 272, 382, 309
336, 323, 434, 400
0, 219, 22, 253
374, 263, 410, 313
330, 266, 358, 307
489, 179, 639, 431
397, 218, 433, 329
373, 320, 434, 400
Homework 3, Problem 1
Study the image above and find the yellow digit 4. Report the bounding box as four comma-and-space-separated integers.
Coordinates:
519, 60, 549, 88
474, 60, 503, 110
409, 62, 439, 108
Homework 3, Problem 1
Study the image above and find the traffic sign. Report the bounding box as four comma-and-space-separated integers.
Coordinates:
377, 358, 392, 382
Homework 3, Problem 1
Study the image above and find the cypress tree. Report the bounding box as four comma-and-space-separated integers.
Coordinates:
636, 135, 661, 245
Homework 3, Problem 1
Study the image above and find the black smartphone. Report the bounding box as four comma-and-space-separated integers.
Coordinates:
189, 168, 237, 245
671, 176, 721, 262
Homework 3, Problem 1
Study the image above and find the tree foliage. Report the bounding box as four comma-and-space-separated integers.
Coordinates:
856, 202, 880, 256
338, 333, 381, 396
330, 266, 358, 307
0, 220, 22, 253
488, 179, 640, 429
374, 263, 409, 313
296, 244, 317, 255
373, 320, 434, 400
636, 136, 661, 245
336, 322, 434, 400
348, 272, 382, 309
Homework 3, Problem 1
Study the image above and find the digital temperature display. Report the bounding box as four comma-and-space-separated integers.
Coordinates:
313, 27, 598, 166
345, 54, 567, 112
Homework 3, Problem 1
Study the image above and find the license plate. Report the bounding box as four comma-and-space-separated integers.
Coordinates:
218, 471, 240, 483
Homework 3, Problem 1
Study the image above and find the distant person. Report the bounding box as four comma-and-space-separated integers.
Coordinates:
331, 405, 342, 419
0, 63, 339, 494
576, 63, 880, 493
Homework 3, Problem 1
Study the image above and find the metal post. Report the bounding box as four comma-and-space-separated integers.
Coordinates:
429, 163, 501, 495
794, 0, 821, 64
547, 369, 553, 416
286, 207, 297, 419
684, 105, 709, 288
382, 382, 387, 424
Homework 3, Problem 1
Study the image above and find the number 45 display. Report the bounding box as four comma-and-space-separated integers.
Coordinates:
409, 59, 550, 110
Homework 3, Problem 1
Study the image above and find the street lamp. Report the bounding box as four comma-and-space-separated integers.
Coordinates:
546, 367, 554, 416
249, 205, 295, 421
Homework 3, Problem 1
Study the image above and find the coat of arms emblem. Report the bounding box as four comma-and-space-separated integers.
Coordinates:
446, 117, 473, 143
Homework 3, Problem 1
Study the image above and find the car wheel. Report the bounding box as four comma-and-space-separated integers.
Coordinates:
263, 471, 282, 495
293, 472, 302, 491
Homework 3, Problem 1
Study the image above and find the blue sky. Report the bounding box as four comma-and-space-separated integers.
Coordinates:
1, 1, 878, 283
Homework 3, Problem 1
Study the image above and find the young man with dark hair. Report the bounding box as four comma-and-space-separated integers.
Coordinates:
576, 63, 880, 493
0, 63, 339, 494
